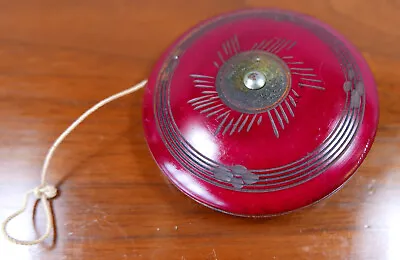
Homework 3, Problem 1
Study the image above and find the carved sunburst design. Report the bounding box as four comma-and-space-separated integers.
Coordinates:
187, 36, 325, 138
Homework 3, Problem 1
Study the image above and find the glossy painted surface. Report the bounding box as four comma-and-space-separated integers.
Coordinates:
143, 9, 379, 216
0, 0, 399, 259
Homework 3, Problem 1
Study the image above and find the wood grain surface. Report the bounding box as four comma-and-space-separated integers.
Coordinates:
0, 0, 399, 259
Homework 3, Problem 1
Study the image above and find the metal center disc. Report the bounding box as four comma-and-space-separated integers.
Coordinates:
216, 51, 291, 114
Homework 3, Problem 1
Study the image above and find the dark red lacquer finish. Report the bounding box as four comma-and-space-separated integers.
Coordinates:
142, 9, 379, 216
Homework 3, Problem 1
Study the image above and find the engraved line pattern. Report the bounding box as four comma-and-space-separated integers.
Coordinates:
253, 38, 273, 51
192, 96, 219, 106
231, 38, 238, 54
188, 94, 214, 104
188, 74, 231, 120
234, 35, 241, 52
292, 72, 317, 77
290, 67, 314, 71
206, 108, 226, 117
214, 35, 242, 69
202, 90, 218, 94
230, 114, 243, 135
266, 38, 282, 52
287, 54, 326, 94
274, 108, 284, 129
300, 78, 322, 83
285, 99, 295, 117
287, 61, 304, 65
194, 101, 219, 110
287, 41, 297, 50
253, 40, 264, 50
218, 51, 225, 63
238, 115, 249, 133
258, 40, 266, 49
223, 118, 234, 135
268, 110, 279, 138
200, 104, 224, 113
279, 104, 289, 124
275, 39, 291, 54
271, 39, 288, 53
260, 38, 275, 50
246, 37, 320, 136
215, 112, 230, 135
289, 95, 297, 107
299, 83, 326, 90
195, 84, 214, 88
292, 89, 300, 97
194, 79, 213, 84
188, 34, 324, 139
188, 35, 253, 130
257, 115, 263, 126
222, 43, 228, 55
226, 40, 233, 55
247, 114, 257, 132
190, 74, 214, 79
193, 35, 298, 137
216, 110, 230, 120
252, 38, 297, 57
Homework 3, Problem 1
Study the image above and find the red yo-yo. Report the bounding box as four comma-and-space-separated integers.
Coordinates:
142, 9, 379, 217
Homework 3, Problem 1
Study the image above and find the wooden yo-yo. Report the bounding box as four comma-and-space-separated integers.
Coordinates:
142, 9, 379, 217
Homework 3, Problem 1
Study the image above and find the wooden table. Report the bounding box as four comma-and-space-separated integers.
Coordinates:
0, 1, 399, 259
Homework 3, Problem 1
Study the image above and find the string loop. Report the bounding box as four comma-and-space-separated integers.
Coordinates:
2, 79, 147, 245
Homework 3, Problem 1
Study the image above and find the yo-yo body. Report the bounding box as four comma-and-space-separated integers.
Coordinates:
142, 9, 379, 216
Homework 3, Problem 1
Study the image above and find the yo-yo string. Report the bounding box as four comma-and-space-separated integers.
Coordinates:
2, 79, 148, 245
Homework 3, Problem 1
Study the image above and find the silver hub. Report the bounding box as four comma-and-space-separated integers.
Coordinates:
243, 71, 267, 90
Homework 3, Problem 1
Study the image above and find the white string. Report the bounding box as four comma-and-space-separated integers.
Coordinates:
2, 79, 148, 245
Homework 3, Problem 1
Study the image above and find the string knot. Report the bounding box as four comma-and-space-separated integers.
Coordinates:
33, 185, 57, 199
1, 79, 148, 245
